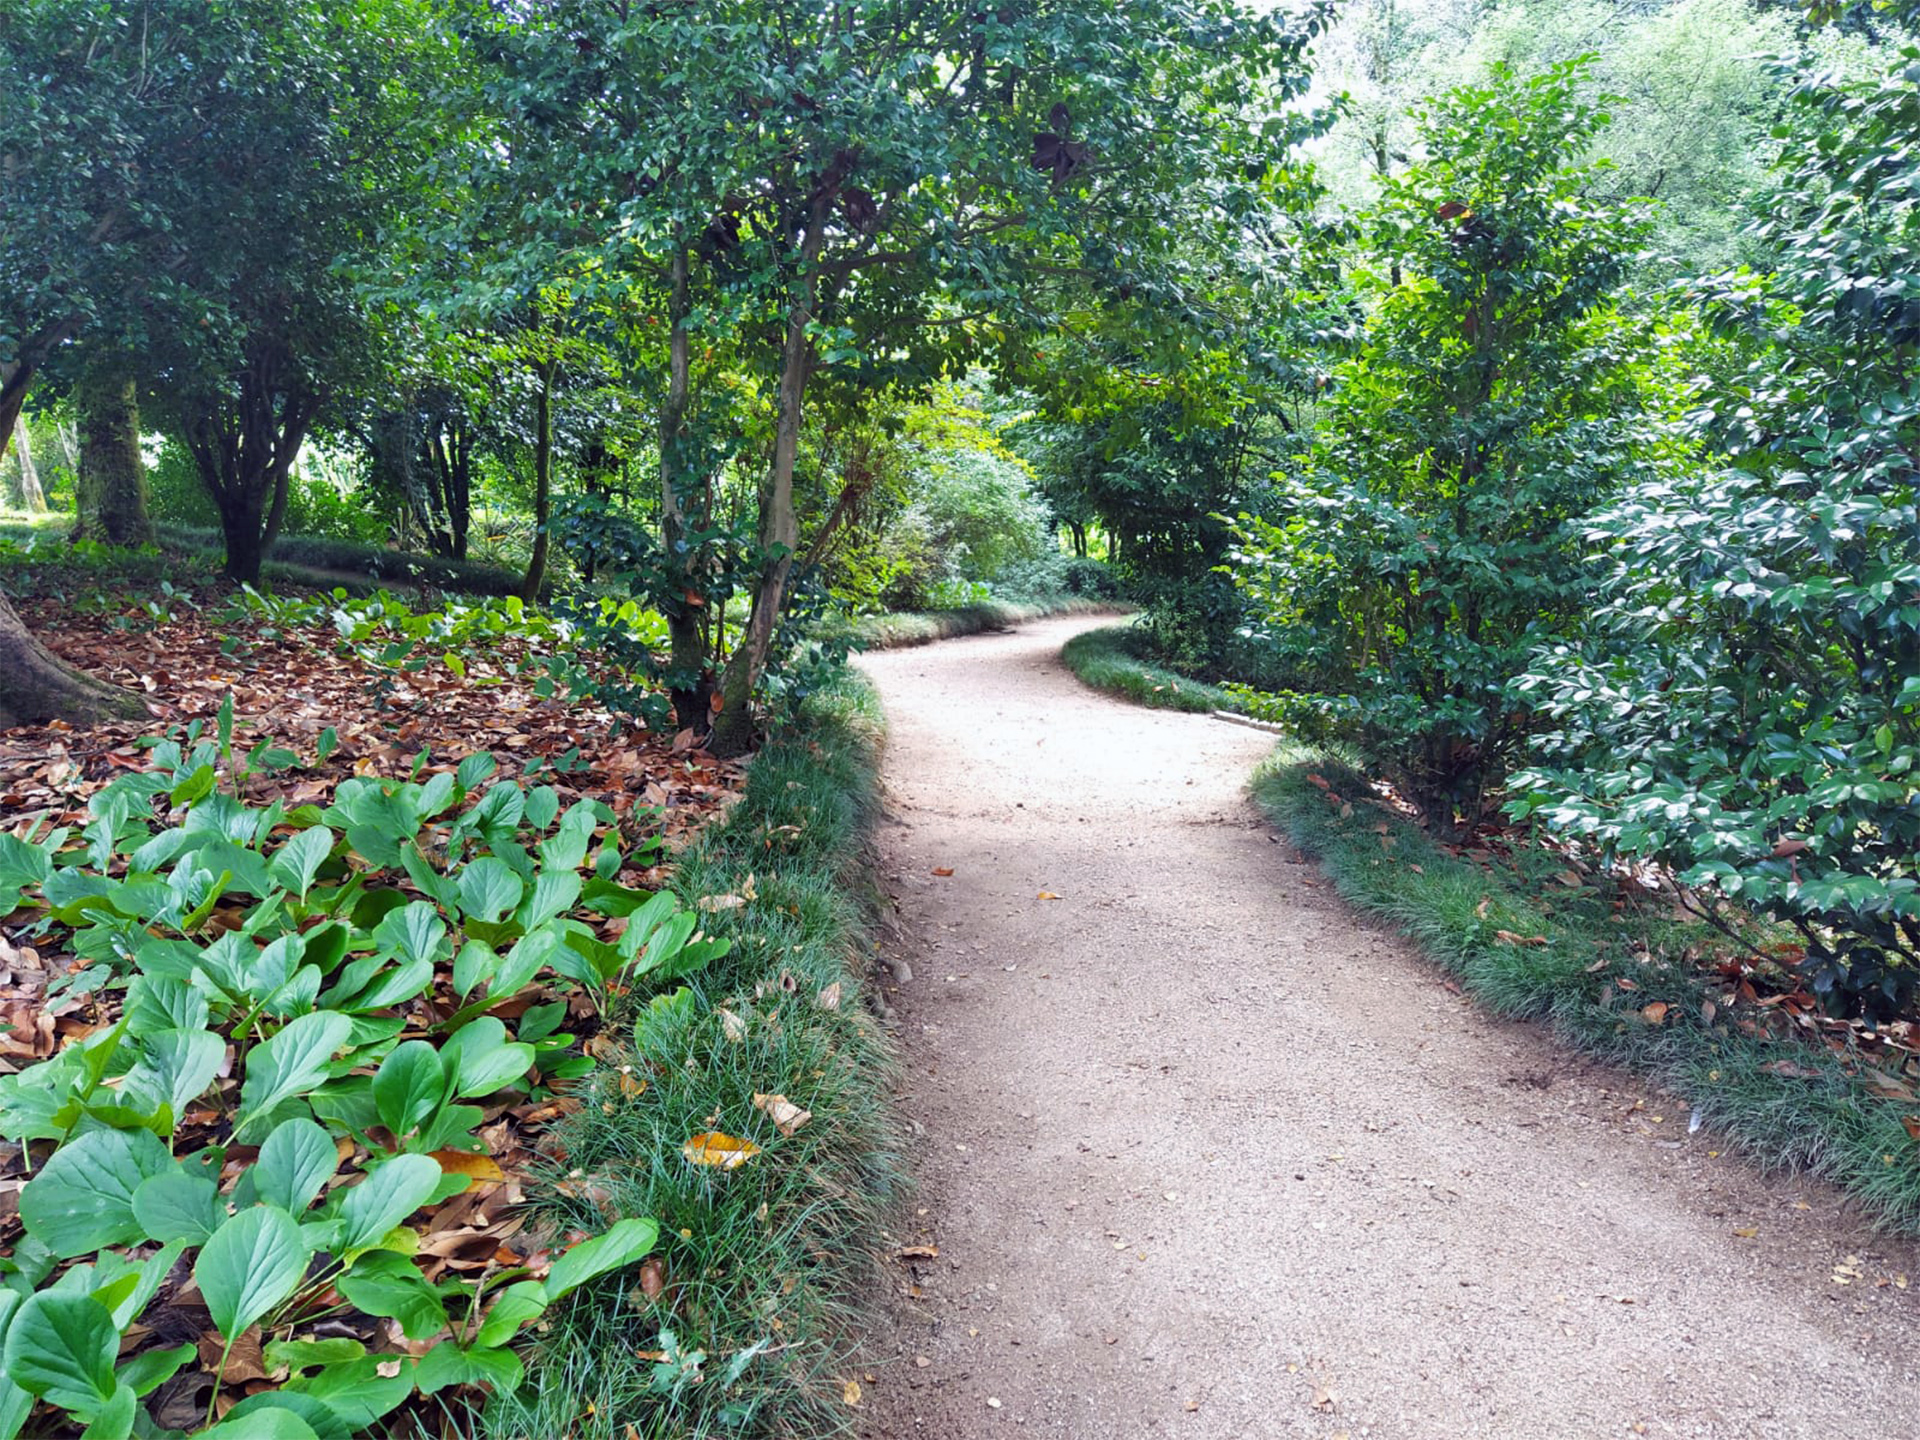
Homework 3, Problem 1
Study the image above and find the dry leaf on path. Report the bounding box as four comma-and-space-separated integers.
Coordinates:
841, 1379, 862, 1407
683, 1132, 761, 1170
753, 1092, 812, 1136
430, 1149, 506, 1183
1037, 891, 1061, 901
931, 867, 954, 877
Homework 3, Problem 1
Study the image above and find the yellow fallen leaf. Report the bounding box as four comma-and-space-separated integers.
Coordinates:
429, 1149, 506, 1184
842, 1379, 862, 1407
1642, 1002, 1669, 1026
1037, 891, 1061, 901
698, 893, 747, 913
753, 1092, 812, 1136
682, 1132, 761, 1170
717, 1007, 747, 1042
1732, 1226, 1758, 1239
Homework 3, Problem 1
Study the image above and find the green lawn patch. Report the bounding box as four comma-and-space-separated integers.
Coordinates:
489, 672, 903, 1439
1060, 624, 1239, 714
1254, 751, 1920, 1236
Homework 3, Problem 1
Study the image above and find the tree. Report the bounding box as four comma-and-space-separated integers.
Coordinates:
71, 367, 154, 546
0, 591, 140, 727
463, 0, 1330, 753
1234, 60, 1654, 833
1512, 40, 1920, 1020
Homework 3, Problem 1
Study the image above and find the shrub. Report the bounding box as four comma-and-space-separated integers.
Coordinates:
1232, 60, 1655, 834
1511, 46, 1920, 1023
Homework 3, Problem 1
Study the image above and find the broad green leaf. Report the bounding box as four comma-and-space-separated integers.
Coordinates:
337, 1257, 448, 1341
195, 1206, 312, 1340
372, 1042, 447, 1142
1, 1291, 119, 1409
270, 827, 335, 899
131, 1171, 221, 1245
545, 1217, 660, 1300
337, 1155, 441, 1255
411, 1341, 522, 1397
262, 1338, 365, 1376
440, 1018, 533, 1097
455, 752, 496, 790
234, 1011, 353, 1142
372, 902, 448, 969
471, 1279, 547, 1347
450, 940, 496, 998
19, 1128, 175, 1257
456, 857, 522, 924
79, 1380, 136, 1439
255, 1118, 340, 1214
116, 1342, 196, 1397
279, 1354, 413, 1428
121, 1028, 224, 1118
204, 1406, 325, 1440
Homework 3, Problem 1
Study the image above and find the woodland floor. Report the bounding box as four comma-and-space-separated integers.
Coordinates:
855, 614, 1920, 1440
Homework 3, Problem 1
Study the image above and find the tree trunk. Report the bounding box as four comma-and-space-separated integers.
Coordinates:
72, 370, 155, 547
709, 200, 830, 758
0, 362, 36, 471
183, 340, 320, 586
660, 242, 715, 732
0, 591, 142, 729
518, 363, 553, 604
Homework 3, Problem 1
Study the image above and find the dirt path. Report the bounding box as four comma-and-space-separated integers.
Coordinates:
853, 615, 1920, 1440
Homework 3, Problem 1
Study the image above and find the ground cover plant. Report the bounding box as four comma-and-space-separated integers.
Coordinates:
0, 714, 721, 1436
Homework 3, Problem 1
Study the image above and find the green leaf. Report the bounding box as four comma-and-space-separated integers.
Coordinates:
270, 827, 336, 899
279, 1354, 412, 1428
372, 1042, 448, 1142
337, 1155, 442, 1255
456, 752, 496, 789
19, 1128, 175, 1257
315, 728, 340, 765
545, 1217, 660, 1300
457, 858, 523, 925
234, 1011, 353, 1142
261, 1338, 365, 1377
440, 1018, 533, 1097
195, 1206, 312, 1340
1, 1292, 119, 1409
219, 1392, 341, 1440
131, 1170, 221, 1245
116, 1342, 197, 1398
79, 1381, 136, 1440
255, 1118, 340, 1214
337, 1256, 448, 1341
412, 1341, 522, 1397
205, 1405, 324, 1440
471, 1279, 546, 1348
372, 901, 448, 968
122, 1027, 223, 1118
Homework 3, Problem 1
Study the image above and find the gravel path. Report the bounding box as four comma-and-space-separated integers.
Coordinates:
854, 615, 1920, 1440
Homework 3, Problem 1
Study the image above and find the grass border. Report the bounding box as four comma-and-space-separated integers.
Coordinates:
1060, 623, 1240, 714
1254, 750, 1920, 1236
489, 670, 903, 1439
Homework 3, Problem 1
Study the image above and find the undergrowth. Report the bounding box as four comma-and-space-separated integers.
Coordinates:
1255, 751, 1920, 1235
488, 674, 901, 1439
1060, 624, 1240, 714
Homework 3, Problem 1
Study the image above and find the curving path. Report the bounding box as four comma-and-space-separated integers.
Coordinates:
854, 614, 1919, 1440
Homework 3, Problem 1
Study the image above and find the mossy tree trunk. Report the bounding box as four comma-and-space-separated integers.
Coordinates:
72, 370, 155, 547
518, 361, 555, 605
660, 241, 716, 733
0, 591, 142, 729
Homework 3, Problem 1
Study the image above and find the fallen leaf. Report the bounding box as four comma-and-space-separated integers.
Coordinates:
842, 1379, 862, 1407
717, 1007, 747, 1042
698, 893, 747, 913
1493, 930, 1550, 947
815, 981, 842, 1012
638, 1256, 666, 1302
682, 1132, 760, 1170
893, 1244, 940, 1260
1037, 891, 1061, 901
931, 867, 954, 877
430, 1149, 506, 1183
1311, 1386, 1336, 1412
1641, 1002, 1669, 1026
1732, 1226, 1758, 1239
753, 1092, 812, 1136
